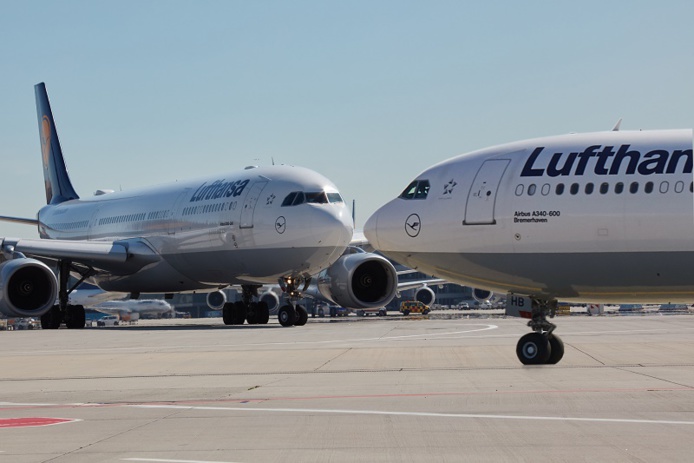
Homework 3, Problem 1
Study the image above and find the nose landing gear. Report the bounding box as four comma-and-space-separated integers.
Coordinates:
516, 298, 565, 365
277, 276, 310, 327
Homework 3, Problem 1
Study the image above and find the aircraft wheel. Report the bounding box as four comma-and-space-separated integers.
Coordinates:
222, 303, 234, 325
232, 301, 247, 325
356, 310, 365, 317
65, 305, 86, 329
246, 302, 258, 325
256, 301, 270, 324
278, 305, 296, 327
516, 333, 551, 365
41, 305, 62, 329
317, 307, 325, 318
546, 334, 565, 364
294, 305, 308, 326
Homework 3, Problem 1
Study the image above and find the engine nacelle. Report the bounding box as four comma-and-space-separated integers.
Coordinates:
0, 258, 58, 318
317, 253, 397, 309
415, 286, 436, 306
206, 290, 227, 310
472, 288, 495, 303
259, 290, 280, 313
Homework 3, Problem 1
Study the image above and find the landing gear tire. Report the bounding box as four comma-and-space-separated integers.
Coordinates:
547, 334, 565, 364
232, 301, 247, 325
256, 301, 270, 325
294, 305, 308, 326
65, 305, 86, 329
41, 305, 62, 329
278, 305, 297, 327
222, 303, 234, 325
516, 332, 551, 365
246, 302, 258, 325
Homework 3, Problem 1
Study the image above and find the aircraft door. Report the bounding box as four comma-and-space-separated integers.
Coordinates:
239, 180, 269, 229
463, 159, 510, 225
168, 189, 191, 235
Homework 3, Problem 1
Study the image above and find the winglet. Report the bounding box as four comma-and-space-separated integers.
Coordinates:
34, 83, 79, 204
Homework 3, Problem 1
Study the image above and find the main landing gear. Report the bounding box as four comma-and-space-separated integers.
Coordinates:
40, 259, 91, 330
516, 298, 565, 365
222, 285, 271, 326
221, 276, 310, 328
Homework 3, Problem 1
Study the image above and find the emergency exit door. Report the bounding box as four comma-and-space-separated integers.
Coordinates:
463, 159, 510, 225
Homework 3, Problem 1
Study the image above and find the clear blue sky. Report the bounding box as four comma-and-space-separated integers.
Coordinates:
1, 1, 692, 238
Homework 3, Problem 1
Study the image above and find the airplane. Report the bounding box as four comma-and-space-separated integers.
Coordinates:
66, 283, 172, 321
91, 299, 174, 322
365, 125, 693, 365
0, 83, 398, 329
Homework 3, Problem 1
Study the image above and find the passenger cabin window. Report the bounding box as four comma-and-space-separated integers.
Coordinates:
399, 180, 430, 200
570, 183, 579, 195
555, 183, 564, 195
615, 182, 624, 194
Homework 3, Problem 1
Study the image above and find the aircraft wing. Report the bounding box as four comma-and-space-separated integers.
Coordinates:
0, 237, 160, 274
397, 278, 447, 292
0, 215, 39, 226
349, 230, 375, 252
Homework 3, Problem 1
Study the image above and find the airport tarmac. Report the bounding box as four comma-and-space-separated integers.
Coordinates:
1, 313, 694, 462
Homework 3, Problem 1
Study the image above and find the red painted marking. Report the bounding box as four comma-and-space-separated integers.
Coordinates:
0, 417, 77, 428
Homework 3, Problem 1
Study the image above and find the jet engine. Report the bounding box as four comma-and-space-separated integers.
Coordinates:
414, 286, 436, 306
472, 288, 495, 303
317, 252, 397, 309
0, 258, 58, 318
259, 290, 280, 313
206, 290, 227, 310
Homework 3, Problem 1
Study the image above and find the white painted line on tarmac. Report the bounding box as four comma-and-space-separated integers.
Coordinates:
129, 404, 694, 426
123, 459, 243, 463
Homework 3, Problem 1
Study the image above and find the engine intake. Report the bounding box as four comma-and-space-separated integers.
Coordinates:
415, 286, 436, 306
206, 290, 227, 310
259, 290, 280, 313
0, 258, 58, 318
317, 253, 397, 309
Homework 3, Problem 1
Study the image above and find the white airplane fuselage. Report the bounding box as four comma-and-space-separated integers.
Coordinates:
38, 165, 353, 293
365, 129, 694, 303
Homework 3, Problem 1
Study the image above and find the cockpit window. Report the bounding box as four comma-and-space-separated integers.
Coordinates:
292, 191, 306, 206
281, 192, 297, 206
399, 180, 430, 200
327, 192, 344, 203
305, 192, 328, 204
282, 191, 344, 206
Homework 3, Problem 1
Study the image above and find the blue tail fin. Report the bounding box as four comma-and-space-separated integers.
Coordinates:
35, 83, 79, 204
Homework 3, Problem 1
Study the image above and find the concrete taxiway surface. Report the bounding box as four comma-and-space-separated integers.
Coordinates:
1, 313, 694, 462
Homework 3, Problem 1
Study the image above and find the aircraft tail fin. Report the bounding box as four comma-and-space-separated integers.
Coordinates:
34, 83, 79, 204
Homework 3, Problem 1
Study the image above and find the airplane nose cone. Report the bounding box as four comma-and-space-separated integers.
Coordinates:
311, 204, 353, 250
364, 208, 380, 249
